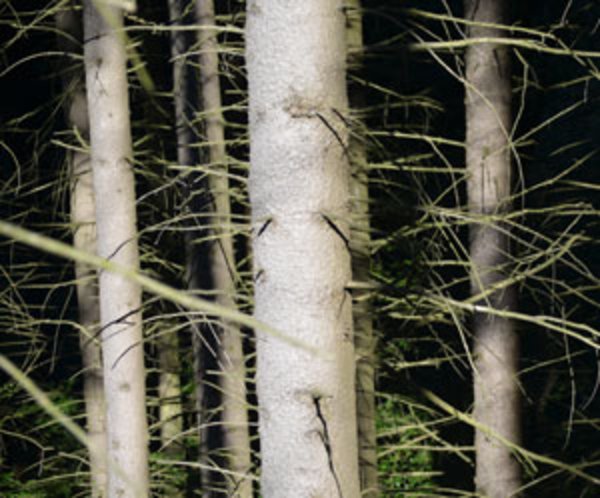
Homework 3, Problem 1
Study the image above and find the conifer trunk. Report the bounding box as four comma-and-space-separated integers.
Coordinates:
196, 1, 253, 495
83, 2, 149, 496
464, 1, 521, 496
166, 0, 208, 486
57, 7, 107, 496
247, 1, 361, 496
69, 119, 109, 498
346, 1, 378, 496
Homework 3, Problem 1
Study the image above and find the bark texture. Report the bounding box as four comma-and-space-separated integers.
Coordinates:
464, 1, 521, 496
247, 1, 360, 496
83, 2, 149, 496
346, 1, 378, 496
57, 6, 107, 497
196, 1, 253, 495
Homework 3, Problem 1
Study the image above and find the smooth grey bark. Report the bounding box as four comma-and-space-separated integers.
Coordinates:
464, 1, 521, 496
247, 1, 361, 496
83, 2, 149, 496
196, 1, 253, 495
56, 7, 107, 497
346, 1, 378, 496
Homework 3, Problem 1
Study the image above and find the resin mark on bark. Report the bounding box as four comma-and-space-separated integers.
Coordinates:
313, 396, 343, 498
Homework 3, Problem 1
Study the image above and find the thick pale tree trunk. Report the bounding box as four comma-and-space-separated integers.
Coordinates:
56, 7, 107, 497
346, 1, 378, 496
83, 2, 149, 496
464, 1, 521, 496
247, 1, 361, 496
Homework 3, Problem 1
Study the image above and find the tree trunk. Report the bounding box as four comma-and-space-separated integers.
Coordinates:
56, 9, 106, 498
247, 1, 361, 496
166, 0, 209, 490
152, 0, 194, 467
464, 1, 521, 496
56, 6, 107, 497
346, 1, 378, 496
196, 1, 253, 495
83, 2, 149, 496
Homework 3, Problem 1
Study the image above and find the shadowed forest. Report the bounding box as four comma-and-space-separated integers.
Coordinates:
0, 0, 599, 496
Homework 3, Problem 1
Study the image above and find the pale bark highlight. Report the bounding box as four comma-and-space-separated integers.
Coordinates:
247, 1, 361, 496
464, 1, 521, 496
71, 135, 109, 498
346, 1, 378, 496
83, 2, 149, 496
196, 1, 252, 495
57, 7, 107, 497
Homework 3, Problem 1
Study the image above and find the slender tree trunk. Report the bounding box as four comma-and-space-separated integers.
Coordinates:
152, 0, 193, 466
464, 1, 521, 496
196, 1, 252, 495
166, 0, 207, 487
71, 158, 108, 497
56, 7, 107, 497
83, 2, 149, 496
168, 0, 215, 492
346, 1, 378, 496
247, 1, 361, 496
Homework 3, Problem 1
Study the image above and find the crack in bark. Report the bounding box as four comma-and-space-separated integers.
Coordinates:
103, 234, 137, 263
111, 339, 143, 370
313, 396, 343, 498
321, 213, 350, 249
315, 112, 350, 158
92, 305, 143, 342
257, 217, 273, 237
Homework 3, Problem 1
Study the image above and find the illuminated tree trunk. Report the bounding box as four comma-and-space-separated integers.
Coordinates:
83, 2, 149, 496
346, 1, 378, 496
57, 7, 107, 496
196, 0, 253, 495
464, 1, 521, 496
247, 1, 361, 496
